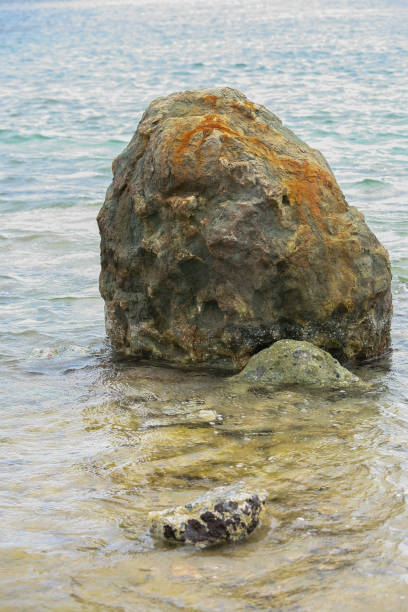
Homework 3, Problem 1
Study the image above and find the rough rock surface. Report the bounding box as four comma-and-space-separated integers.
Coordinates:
98, 87, 392, 370
231, 339, 364, 389
148, 483, 267, 548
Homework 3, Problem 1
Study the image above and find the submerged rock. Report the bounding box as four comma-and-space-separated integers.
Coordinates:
140, 407, 222, 429
98, 88, 392, 370
232, 339, 363, 389
148, 483, 267, 549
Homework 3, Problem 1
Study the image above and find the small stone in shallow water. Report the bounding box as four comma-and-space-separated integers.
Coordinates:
140, 407, 223, 430
231, 339, 367, 390
197, 409, 221, 422
148, 483, 267, 549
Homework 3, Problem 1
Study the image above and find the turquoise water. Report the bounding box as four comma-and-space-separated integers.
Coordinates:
1, 1, 408, 610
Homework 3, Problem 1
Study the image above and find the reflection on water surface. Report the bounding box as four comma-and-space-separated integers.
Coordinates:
3, 354, 408, 610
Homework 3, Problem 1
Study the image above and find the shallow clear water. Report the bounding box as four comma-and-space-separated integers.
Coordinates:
1, 0, 408, 610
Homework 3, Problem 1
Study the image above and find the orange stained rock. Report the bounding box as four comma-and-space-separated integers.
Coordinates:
99, 89, 392, 366
230, 98, 256, 118
287, 224, 314, 267
174, 114, 240, 161
203, 94, 218, 108
172, 111, 347, 241
257, 122, 270, 133
282, 158, 347, 236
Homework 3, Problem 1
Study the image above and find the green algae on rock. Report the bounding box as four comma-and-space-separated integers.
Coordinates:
148, 483, 267, 549
98, 88, 392, 370
231, 339, 364, 389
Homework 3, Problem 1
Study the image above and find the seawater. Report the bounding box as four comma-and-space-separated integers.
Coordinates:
1, 0, 408, 610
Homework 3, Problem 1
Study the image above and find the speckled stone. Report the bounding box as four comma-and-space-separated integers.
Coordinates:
232, 339, 365, 389
148, 483, 267, 549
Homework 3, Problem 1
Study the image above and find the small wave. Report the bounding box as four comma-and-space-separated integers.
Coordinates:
106, 138, 128, 146
384, 112, 407, 120
311, 128, 341, 137
392, 264, 408, 285
0, 131, 53, 143
3, 229, 69, 242
42, 98, 64, 104
50, 295, 99, 302
28, 344, 89, 361
64, 170, 99, 179
351, 178, 390, 190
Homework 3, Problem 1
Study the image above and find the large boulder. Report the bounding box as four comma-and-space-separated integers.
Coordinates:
98, 88, 392, 370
